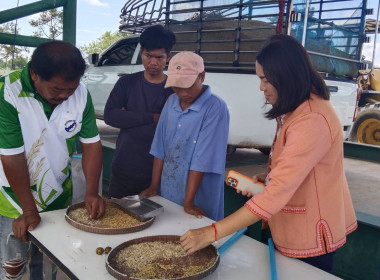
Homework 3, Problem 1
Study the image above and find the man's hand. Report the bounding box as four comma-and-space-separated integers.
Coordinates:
141, 157, 163, 198
180, 226, 214, 255
81, 140, 104, 219
140, 185, 158, 198
184, 201, 205, 219
183, 171, 204, 218
84, 193, 105, 219
12, 210, 41, 242
1, 153, 41, 242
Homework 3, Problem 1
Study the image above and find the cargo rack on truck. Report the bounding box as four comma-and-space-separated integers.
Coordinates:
119, 0, 367, 78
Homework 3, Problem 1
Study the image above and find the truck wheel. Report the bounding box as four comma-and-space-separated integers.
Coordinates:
349, 103, 380, 146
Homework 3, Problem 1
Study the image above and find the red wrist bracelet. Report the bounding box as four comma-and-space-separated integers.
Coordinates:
211, 223, 217, 241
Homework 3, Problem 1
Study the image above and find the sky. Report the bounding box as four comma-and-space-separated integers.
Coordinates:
1, 0, 379, 66
1, 0, 122, 48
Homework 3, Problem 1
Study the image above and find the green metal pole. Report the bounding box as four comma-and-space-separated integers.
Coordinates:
63, 0, 77, 45
0, 0, 67, 24
0, 32, 53, 47
344, 141, 380, 163
0, 0, 78, 47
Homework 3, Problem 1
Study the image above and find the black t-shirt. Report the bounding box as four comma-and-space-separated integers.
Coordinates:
104, 71, 173, 197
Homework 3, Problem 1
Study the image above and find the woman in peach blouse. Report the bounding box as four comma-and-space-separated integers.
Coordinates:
180, 34, 357, 273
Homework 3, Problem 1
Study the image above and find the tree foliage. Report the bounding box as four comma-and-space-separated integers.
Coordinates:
0, 22, 29, 71
29, 9, 63, 39
0, 55, 28, 70
80, 31, 128, 56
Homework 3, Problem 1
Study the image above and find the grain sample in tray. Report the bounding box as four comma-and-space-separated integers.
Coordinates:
65, 201, 154, 234
106, 235, 219, 280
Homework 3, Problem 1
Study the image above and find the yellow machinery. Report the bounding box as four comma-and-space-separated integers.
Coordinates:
371, 69, 380, 91
350, 69, 380, 146
358, 68, 380, 92
350, 4, 380, 146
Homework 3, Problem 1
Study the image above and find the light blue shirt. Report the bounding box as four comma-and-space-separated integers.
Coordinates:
150, 86, 230, 220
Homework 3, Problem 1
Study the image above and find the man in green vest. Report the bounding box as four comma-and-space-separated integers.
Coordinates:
0, 41, 105, 279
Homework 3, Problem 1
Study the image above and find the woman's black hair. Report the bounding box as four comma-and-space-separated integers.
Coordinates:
256, 34, 329, 119
139, 25, 176, 54
29, 41, 86, 82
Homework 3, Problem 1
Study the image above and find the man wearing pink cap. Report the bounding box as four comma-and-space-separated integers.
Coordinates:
141, 51, 230, 221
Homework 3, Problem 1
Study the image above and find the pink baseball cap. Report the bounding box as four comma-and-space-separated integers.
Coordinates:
165, 51, 204, 88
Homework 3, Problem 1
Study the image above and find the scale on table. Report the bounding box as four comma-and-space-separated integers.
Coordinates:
110, 195, 164, 221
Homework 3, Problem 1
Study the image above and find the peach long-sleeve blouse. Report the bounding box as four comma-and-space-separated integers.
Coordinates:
245, 94, 357, 258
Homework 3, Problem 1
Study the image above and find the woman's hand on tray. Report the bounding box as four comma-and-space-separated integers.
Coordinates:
180, 226, 214, 255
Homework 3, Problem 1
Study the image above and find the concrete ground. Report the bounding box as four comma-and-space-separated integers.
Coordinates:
343, 157, 379, 218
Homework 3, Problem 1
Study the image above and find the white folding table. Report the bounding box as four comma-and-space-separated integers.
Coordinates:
28, 196, 340, 280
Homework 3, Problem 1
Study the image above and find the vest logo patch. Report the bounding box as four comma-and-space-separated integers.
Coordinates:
65, 120, 77, 132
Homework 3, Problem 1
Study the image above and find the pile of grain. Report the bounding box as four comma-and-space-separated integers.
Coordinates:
68, 206, 143, 228
110, 241, 217, 279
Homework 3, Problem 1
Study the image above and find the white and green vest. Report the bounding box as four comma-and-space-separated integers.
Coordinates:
0, 65, 99, 218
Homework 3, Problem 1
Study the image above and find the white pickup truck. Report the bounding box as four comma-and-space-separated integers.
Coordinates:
82, 0, 365, 152
82, 35, 357, 152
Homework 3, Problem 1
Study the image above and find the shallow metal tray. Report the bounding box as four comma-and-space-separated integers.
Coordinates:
110, 196, 164, 221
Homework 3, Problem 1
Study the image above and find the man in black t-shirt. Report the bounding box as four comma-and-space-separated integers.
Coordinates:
104, 25, 176, 197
